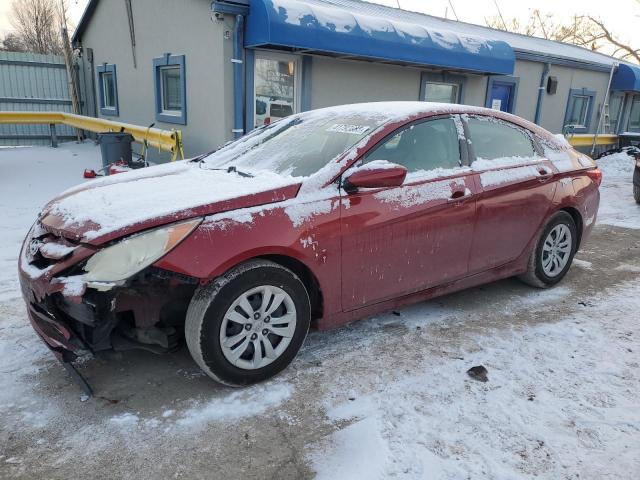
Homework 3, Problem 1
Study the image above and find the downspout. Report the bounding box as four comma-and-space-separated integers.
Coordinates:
232, 14, 245, 139
534, 63, 550, 125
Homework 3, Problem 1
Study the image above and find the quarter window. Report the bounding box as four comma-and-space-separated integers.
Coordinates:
365, 118, 462, 173
466, 117, 537, 161
96, 63, 118, 116
153, 54, 186, 125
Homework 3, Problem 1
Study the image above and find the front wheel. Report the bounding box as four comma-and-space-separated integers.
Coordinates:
185, 259, 311, 386
519, 211, 577, 288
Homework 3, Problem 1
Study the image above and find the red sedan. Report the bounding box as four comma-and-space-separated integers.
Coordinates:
19, 102, 601, 388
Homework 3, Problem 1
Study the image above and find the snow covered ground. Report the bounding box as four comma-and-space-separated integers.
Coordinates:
0, 143, 639, 479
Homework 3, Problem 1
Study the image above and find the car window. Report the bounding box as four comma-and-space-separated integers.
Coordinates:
466, 117, 538, 161
364, 118, 462, 173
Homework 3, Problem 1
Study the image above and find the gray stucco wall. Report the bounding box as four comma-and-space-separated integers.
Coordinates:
539, 64, 611, 134
512, 60, 544, 123
79, 0, 232, 159
309, 56, 488, 110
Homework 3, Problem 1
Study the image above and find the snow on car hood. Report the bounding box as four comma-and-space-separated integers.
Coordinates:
39, 160, 301, 245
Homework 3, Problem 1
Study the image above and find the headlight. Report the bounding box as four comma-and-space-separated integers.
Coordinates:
83, 218, 202, 283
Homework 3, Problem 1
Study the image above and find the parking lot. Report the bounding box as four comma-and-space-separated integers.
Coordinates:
1, 143, 639, 479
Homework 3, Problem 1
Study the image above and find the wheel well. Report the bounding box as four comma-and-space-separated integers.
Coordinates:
560, 207, 583, 249
259, 254, 324, 322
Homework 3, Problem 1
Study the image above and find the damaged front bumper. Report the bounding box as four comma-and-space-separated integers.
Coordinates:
18, 222, 198, 392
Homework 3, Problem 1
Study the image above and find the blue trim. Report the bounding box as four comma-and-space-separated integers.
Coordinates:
96, 63, 119, 116
301, 55, 312, 112
419, 72, 466, 103
515, 50, 611, 73
245, 0, 515, 75
233, 15, 245, 138
153, 54, 187, 125
485, 75, 519, 113
563, 88, 596, 134
244, 49, 255, 133
211, 0, 249, 15
611, 63, 640, 92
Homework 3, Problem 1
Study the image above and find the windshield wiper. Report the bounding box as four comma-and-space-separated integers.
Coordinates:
197, 164, 254, 178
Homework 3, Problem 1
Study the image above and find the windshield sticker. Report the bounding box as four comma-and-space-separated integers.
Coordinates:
326, 124, 371, 135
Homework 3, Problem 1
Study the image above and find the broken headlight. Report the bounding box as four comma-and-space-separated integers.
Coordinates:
83, 218, 202, 283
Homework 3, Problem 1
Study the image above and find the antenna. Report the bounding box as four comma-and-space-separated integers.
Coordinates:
448, 0, 459, 21
493, 0, 508, 30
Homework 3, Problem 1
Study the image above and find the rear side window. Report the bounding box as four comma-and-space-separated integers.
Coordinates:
365, 117, 462, 173
467, 117, 537, 161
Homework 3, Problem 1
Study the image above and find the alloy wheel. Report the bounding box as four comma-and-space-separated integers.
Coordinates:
219, 285, 297, 370
541, 224, 572, 277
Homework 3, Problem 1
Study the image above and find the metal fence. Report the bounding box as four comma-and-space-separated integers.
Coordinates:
0, 51, 77, 146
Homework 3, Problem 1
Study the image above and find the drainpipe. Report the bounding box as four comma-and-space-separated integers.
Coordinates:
534, 63, 550, 125
232, 14, 245, 139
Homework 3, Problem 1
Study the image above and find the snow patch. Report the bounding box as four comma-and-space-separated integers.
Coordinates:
480, 165, 540, 188
175, 383, 293, 429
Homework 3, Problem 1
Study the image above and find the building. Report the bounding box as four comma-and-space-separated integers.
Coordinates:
71, 0, 640, 160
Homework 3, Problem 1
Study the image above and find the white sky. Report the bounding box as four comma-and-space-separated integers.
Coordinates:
0, 0, 638, 59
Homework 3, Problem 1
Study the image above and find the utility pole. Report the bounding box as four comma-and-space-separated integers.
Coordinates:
59, 0, 83, 140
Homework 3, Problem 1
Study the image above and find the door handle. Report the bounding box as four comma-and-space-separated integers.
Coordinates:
537, 167, 554, 182
448, 189, 473, 203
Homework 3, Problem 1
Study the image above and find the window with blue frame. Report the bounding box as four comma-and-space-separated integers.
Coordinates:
564, 88, 596, 133
420, 72, 465, 104
609, 92, 625, 133
153, 54, 186, 125
97, 64, 118, 116
628, 95, 640, 132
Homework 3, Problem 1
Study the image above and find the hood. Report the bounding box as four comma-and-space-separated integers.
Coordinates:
40, 161, 301, 245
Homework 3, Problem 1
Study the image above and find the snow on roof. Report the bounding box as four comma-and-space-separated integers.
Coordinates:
304, 0, 621, 69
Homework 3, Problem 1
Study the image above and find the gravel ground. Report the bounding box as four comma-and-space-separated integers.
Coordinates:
0, 143, 639, 479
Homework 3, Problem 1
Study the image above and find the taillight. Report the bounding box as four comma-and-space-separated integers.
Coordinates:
586, 168, 602, 187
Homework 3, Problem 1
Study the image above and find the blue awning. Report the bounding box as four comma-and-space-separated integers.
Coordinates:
245, 0, 515, 75
612, 63, 640, 92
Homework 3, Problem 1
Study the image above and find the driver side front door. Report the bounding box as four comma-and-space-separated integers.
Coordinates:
339, 116, 480, 311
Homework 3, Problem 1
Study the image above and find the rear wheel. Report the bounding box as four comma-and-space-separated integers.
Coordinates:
185, 260, 311, 386
634, 184, 640, 204
519, 211, 577, 288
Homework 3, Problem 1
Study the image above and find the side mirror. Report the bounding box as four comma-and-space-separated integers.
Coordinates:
344, 161, 407, 192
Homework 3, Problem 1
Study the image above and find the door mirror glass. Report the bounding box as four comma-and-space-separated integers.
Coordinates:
344, 161, 407, 191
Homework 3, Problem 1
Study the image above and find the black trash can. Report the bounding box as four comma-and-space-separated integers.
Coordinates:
97, 132, 134, 174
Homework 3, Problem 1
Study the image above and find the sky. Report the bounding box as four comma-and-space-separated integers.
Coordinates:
0, 0, 638, 59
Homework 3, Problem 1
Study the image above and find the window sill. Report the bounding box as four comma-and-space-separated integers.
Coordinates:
100, 107, 119, 117
156, 112, 186, 125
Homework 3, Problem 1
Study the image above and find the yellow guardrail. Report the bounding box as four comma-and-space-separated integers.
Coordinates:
0, 111, 184, 160
566, 133, 618, 147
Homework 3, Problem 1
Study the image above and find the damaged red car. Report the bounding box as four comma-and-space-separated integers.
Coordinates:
19, 102, 601, 389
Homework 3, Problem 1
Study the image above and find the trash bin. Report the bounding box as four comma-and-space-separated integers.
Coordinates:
97, 132, 134, 174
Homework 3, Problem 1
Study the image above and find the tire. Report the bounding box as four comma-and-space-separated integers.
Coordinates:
185, 259, 311, 387
518, 211, 578, 289
634, 184, 640, 205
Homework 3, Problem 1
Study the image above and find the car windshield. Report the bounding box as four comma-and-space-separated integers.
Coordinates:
201, 110, 388, 177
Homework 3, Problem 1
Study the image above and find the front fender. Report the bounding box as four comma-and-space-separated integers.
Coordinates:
154, 198, 343, 317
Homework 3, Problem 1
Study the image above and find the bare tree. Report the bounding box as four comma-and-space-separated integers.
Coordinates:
486, 10, 639, 63
9, 0, 64, 54
0, 33, 27, 52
